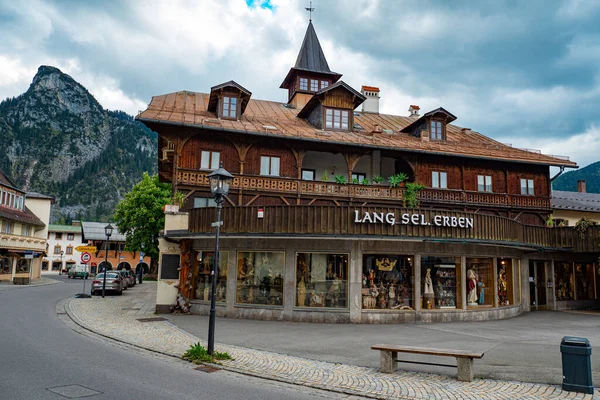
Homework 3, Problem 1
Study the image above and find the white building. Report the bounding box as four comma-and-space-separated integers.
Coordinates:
43, 223, 84, 274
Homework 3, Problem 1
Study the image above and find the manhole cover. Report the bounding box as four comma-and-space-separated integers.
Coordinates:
137, 317, 167, 322
195, 365, 221, 373
47, 384, 102, 398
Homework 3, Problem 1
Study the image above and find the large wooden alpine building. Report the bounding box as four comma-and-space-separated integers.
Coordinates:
138, 21, 600, 322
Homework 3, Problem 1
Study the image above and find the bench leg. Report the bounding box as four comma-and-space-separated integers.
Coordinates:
380, 351, 398, 373
456, 358, 474, 382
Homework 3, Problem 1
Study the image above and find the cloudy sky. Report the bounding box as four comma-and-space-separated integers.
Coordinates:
1, 0, 599, 168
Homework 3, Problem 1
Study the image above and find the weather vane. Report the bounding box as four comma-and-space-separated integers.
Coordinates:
305, 1, 314, 22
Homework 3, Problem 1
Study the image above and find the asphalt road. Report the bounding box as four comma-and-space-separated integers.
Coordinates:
0, 275, 359, 400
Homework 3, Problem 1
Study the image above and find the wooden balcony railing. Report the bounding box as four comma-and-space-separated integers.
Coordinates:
177, 170, 551, 209
188, 206, 599, 252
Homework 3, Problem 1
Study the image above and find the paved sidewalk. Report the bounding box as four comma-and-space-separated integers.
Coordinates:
63, 283, 599, 400
0, 276, 59, 291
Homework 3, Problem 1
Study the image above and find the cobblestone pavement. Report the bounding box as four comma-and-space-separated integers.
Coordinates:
65, 284, 599, 400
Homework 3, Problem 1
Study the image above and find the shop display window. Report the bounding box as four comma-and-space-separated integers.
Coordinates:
0, 257, 10, 274
597, 264, 600, 301
421, 256, 462, 309
295, 253, 348, 308
555, 262, 574, 301
237, 252, 284, 306
497, 258, 514, 306
575, 263, 595, 300
516, 260, 522, 304
193, 251, 228, 302
466, 258, 494, 307
362, 255, 413, 310
16, 258, 30, 273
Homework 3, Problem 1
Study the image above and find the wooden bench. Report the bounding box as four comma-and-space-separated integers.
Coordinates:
371, 344, 484, 382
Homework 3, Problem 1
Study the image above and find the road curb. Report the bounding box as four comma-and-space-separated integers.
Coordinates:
58, 296, 388, 400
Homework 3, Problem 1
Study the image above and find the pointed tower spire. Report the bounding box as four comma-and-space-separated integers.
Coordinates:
280, 22, 342, 97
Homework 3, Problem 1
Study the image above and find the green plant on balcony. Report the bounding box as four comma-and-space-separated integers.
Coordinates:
403, 182, 426, 208
172, 191, 186, 206
352, 177, 360, 184
545, 214, 555, 227
333, 174, 347, 184
388, 173, 408, 188
575, 216, 593, 239
362, 178, 370, 185
321, 170, 330, 182
372, 175, 385, 184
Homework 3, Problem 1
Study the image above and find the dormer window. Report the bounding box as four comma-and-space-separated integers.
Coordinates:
325, 108, 349, 130
222, 96, 237, 119
300, 78, 308, 91
430, 120, 443, 140
310, 79, 319, 92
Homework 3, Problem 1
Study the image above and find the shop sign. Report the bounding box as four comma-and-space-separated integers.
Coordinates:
354, 210, 474, 229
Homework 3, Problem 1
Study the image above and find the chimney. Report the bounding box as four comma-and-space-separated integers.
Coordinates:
408, 105, 420, 117
578, 180, 586, 193
361, 86, 380, 113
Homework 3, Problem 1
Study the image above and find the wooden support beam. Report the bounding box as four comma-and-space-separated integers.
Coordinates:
245, 194, 260, 206
280, 196, 290, 205
307, 198, 317, 206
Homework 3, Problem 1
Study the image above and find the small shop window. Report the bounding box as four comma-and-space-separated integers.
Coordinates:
431, 171, 447, 189
575, 263, 595, 300
477, 175, 492, 192
67, 233, 74, 240
497, 258, 514, 306
422, 256, 462, 309
520, 179, 534, 195
194, 251, 228, 303
362, 254, 414, 310
351, 173, 366, 183
260, 156, 280, 176
0, 257, 10, 274
193, 197, 217, 208
236, 251, 285, 306
16, 258, 30, 274
296, 253, 348, 308
299, 78, 308, 91
555, 262, 574, 301
466, 258, 494, 307
301, 169, 315, 181
200, 151, 220, 170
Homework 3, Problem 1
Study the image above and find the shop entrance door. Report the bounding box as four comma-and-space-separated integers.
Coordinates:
529, 261, 547, 310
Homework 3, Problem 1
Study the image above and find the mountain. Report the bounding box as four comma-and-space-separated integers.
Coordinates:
0, 65, 157, 223
552, 161, 600, 193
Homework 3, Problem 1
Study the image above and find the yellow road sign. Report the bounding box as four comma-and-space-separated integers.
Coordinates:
75, 245, 97, 252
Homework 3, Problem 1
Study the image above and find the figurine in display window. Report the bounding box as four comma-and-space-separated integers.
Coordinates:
368, 269, 376, 286
309, 289, 323, 307
467, 268, 478, 306
388, 284, 396, 308
297, 275, 307, 306
478, 281, 485, 305
362, 274, 367, 287
424, 268, 434, 295
217, 283, 225, 301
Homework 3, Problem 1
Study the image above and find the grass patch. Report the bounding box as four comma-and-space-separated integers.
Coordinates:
183, 342, 232, 364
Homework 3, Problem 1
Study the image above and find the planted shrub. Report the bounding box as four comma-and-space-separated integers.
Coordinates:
334, 174, 347, 184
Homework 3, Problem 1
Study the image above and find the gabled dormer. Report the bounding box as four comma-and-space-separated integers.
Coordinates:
280, 21, 342, 110
297, 81, 366, 131
207, 80, 252, 120
401, 107, 457, 141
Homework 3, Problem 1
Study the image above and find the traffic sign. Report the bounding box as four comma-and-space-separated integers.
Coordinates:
75, 245, 97, 252
81, 252, 92, 263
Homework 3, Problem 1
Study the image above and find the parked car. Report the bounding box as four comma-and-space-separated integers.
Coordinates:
126, 270, 136, 287
91, 272, 123, 296
117, 270, 134, 288
68, 265, 89, 279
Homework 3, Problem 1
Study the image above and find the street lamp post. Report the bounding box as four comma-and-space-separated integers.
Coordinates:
207, 163, 233, 355
59, 250, 64, 275
101, 223, 113, 298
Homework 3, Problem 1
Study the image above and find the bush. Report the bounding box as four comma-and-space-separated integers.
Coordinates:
333, 174, 347, 184
183, 342, 232, 364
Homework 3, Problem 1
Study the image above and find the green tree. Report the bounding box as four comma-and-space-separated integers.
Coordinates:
113, 173, 171, 273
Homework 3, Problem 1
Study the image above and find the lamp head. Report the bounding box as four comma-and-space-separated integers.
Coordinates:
105, 223, 114, 239
207, 162, 234, 198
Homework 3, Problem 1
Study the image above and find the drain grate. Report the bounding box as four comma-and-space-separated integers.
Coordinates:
122, 307, 142, 310
47, 384, 102, 398
195, 365, 221, 373
137, 317, 167, 322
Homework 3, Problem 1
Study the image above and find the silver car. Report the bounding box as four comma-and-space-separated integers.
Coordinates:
118, 270, 134, 288
91, 272, 124, 296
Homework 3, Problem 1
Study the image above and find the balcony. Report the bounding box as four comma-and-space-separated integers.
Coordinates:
0, 233, 46, 252
188, 205, 599, 253
176, 169, 551, 210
